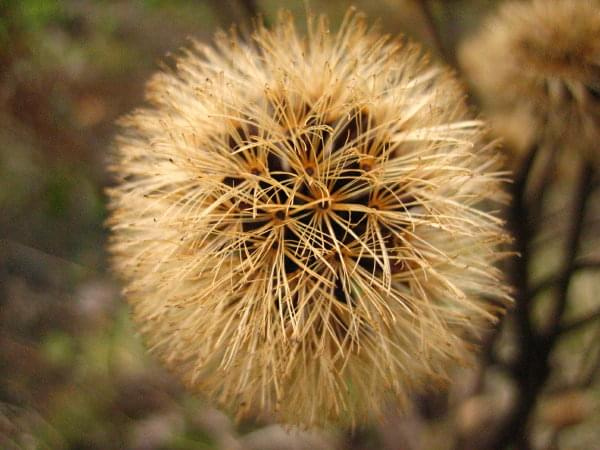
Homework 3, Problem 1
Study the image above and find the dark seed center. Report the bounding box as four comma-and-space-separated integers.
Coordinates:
221, 106, 405, 312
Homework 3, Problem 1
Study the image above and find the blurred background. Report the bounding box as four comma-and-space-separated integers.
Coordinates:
1, 0, 598, 449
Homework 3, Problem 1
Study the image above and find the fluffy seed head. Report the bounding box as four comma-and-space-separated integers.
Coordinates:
460, 0, 600, 159
107, 10, 510, 426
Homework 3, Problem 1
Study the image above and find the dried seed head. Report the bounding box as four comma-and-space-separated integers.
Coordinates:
459, 0, 600, 160
106, 10, 510, 427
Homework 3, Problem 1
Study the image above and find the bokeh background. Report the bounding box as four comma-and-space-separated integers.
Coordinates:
1, 1, 599, 449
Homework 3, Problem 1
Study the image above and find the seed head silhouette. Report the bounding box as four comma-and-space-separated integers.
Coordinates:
107, 10, 510, 426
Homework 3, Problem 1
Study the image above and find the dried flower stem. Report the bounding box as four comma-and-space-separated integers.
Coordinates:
559, 307, 600, 335
529, 258, 600, 299
414, 0, 457, 70
238, 0, 260, 18
508, 143, 539, 345
580, 326, 600, 388
544, 163, 594, 335
488, 161, 596, 450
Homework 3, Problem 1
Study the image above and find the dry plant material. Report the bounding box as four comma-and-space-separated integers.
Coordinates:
460, 0, 600, 161
106, 9, 510, 426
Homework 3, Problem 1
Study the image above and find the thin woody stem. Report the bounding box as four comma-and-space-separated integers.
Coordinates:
467, 143, 540, 400
526, 143, 558, 226
529, 258, 600, 299
544, 163, 594, 336
238, 0, 259, 17
558, 307, 600, 335
509, 143, 539, 344
488, 161, 595, 450
414, 0, 458, 69
238, 0, 270, 27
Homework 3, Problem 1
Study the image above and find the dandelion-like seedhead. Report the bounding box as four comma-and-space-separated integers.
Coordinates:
107, 10, 510, 426
460, 0, 600, 159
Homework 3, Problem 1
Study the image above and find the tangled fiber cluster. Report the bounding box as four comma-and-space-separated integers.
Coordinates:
460, 0, 600, 159
107, 10, 509, 426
